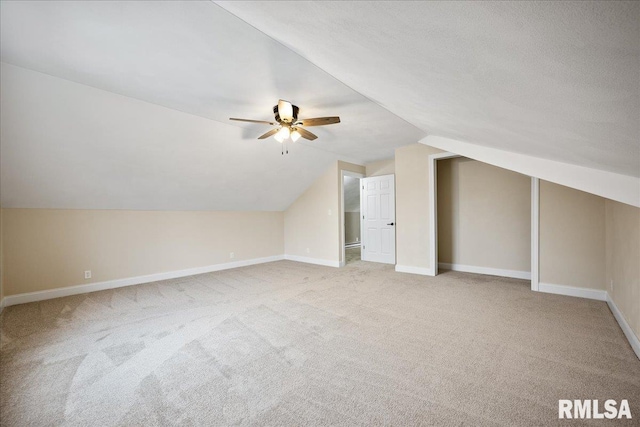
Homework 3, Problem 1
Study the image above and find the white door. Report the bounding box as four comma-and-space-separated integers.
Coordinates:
361, 174, 396, 264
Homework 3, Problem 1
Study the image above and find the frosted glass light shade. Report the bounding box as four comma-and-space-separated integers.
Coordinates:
274, 126, 290, 142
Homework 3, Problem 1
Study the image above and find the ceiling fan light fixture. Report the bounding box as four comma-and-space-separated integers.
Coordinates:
229, 99, 339, 151
274, 126, 290, 142
278, 99, 294, 123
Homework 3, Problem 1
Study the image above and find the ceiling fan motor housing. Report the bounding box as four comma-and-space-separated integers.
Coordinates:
273, 104, 299, 124
229, 100, 337, 142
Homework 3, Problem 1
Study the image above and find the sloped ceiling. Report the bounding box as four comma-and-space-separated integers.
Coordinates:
2, 1, 638, 211
218, 1, 640, 178
0, 1, 423, 210
0, 63, 340, 211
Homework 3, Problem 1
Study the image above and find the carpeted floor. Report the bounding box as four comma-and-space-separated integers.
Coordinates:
345, 246, 360, 264
1, 258, 639, 426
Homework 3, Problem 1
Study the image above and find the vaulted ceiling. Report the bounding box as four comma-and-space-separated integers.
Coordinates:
218, 1, 639, 178
1, 1, 637, 211
0, 1, 423, 210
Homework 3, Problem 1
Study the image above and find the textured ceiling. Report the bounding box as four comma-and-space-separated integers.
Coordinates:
218, 1, 640, 178
0, 1, 423, 210
0, 63, 341, 211
1, 1, 637, 212
0, 1, 424, 162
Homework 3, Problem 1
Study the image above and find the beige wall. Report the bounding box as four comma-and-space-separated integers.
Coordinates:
437, 158, 530, 272
1, 209, 284, 296
285, 163, 339, 262
605, 200, 640, 340
395, 143, 443, 270
540, 181, 605, 290
284, 161, 365, 264
345, 212, 360, 244
365, 158, 395, 177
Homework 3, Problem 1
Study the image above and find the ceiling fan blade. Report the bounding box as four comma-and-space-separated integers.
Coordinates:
295, 127, 318, 141
257, 128, 279, 139
230, 118, 276, 125
278, 99, 294, 123
295, 117, 341, 127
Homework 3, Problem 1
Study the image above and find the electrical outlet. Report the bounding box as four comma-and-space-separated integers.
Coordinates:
610, 279, 614, 291
84, 270, 92, 279
306, 248, 310, 254
327, 209, 332, 216
356, 237, 359, 242
230, 252, 235, 259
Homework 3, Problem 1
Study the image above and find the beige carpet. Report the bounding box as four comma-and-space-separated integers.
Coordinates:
1, 258, 639, 426
345, 246, 361, 264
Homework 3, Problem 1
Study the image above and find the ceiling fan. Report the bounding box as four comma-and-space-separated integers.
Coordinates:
230, 100, 340, 154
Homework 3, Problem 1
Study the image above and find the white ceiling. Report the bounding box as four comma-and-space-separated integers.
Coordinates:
0, 1, 423, 210
0, 0, 424, 162
218, 1, 640, 178
0, 63, 343, 211
1, 1, 637, 211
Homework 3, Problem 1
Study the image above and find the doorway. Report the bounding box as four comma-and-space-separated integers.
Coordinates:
429, 152, 538, 289
343, 174, 362, 264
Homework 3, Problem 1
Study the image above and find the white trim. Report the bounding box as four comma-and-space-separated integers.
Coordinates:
536, 283, 639, 360
531, 177, 540, 291
4, 260, 637, 361
340, 169, 365, 267
1, 255, 285, 308
395, 264, 433, 276
422, 135, 640, 208
428, 152, 538, 284
284, 254, 340, 267
438, 263, 531, 280
538, 282, 607, 301
607, 293, 640, 360
428, 152, 460, 277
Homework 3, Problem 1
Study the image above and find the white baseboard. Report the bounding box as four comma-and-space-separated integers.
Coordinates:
439, 263, 531, 280
538, 282, 607, 301
395, 264, 434, 276
1, 255, 285, 308
538, 283, 638, 359
606, 293, 640, 360
284, 254, 340, 268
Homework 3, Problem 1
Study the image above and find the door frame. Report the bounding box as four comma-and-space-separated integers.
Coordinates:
428, 152, 460, 277
340, 169, 365, 267
427, 152, 540, 291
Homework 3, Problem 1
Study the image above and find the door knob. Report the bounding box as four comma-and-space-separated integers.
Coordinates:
387, 222, 394, 226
